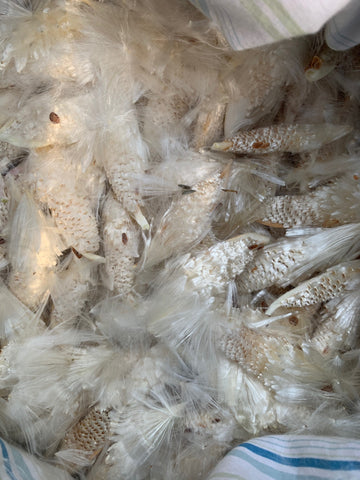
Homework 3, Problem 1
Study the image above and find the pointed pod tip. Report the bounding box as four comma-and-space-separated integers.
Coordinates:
133, 206, 149, 231
211, 141, 233, 152
265, 302, 279, 316
230, 232, 270, 247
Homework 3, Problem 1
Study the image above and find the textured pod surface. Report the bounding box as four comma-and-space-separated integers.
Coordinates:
266, 260, 360, 315
48, 190, 100, 254
96, 80, 148, 228
237, 241, 306, 293
61, 408, 111, 462
184, 232, 269, 298
259, 178, 360, 228
259, 190, 325, 228
101, 150, 147, 229
238, 224, 360, 293
27, 151, 100, 254
102, 193, 140, 296
219, 326, 294, 383
212, 124, 352, 154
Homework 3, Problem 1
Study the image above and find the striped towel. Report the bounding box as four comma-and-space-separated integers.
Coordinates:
0, 438, 71, 480
188, 0, 353, 51
207, 435, 360, 479
325, 0, 360, 51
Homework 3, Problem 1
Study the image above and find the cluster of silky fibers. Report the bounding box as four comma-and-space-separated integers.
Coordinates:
0, 1, 359, 479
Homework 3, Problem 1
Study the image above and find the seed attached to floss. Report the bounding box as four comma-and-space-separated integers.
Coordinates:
304, 44, 340, 82
49, 112, 60, 124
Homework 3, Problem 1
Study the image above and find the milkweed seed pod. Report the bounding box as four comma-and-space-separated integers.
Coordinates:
237, 223, 360, 293
224, 40, 307, 137
0, 330, 95, 453
238, 301, 317, 338
259, 189, 328, 229
259, 176, 360, 228
183, 232, 270, 299
212, 124, 352, 155
27, 149, 100, 253
59, 407, 111, 470
96, 104, 149, 230
48, 190, 100, 254
266, 260, 360, 315
215, 355, 278, 433
144, 167, 229, 267
218, 321, 351, 406
219, 326, 296, 387
102, 193, 140, 297
88, 21, 149, 229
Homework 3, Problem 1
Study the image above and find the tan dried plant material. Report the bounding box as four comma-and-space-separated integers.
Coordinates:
61, 408, 111, 463
212, 124, 352, 155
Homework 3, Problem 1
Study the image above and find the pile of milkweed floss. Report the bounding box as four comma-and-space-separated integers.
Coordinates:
0, 0, 360, 479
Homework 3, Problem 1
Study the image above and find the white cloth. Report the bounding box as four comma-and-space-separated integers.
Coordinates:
207, 435, 360, 480
325, 0, 360, 51
0, 438, 71, 480
189, 0, 353, 50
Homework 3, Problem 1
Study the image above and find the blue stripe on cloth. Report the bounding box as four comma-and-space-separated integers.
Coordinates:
11, 445, 36, 480
239, 442, 360, 471
227, 447, 325, 480
253, 436, 360, 453
256, 440, 360, 455
0, 439, 19, 480
259, 435, 357, 446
